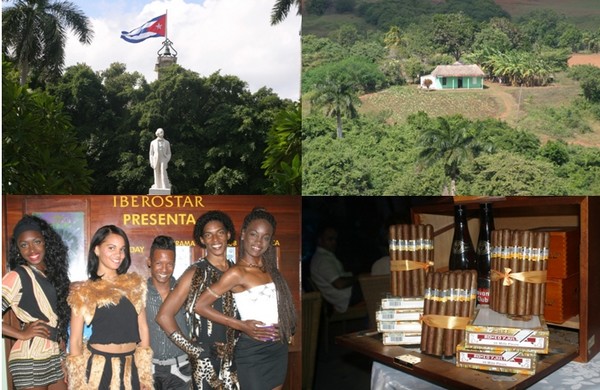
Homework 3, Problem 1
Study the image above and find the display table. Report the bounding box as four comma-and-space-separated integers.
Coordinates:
337, 331, 578, 390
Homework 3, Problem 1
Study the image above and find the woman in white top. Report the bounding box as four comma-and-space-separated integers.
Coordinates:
195, 207, 296, 390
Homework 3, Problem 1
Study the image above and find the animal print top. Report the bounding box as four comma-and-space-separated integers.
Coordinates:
184, 258, 239, 390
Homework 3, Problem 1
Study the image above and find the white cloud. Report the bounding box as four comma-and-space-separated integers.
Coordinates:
64, 0, 300, 100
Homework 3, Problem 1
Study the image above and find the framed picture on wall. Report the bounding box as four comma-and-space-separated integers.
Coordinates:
35, 211, 87, 282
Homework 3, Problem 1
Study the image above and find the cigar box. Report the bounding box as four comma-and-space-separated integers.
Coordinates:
377, 320, 422, 333
376, 309, 423, 322
464, 306, 549, 354
544, 273, 579, 324
534, 228, 579, 279
380, 297, 424, 310
456, 341, 537, 375
382, 332, 422, 346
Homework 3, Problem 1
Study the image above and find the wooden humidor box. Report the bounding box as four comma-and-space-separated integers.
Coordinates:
544, 274, 579, 324
535, 228, 579, 279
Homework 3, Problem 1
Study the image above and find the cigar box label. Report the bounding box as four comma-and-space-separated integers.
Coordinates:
383, 332, 422, 345
377, 321, 422, 333
457, 351, 534, 369
376, 309, 423, 322
466, 332, 547, 349
381, 297, 425, 310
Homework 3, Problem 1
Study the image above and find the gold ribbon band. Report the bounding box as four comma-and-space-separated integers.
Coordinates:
421, 314, 470, 330
490, 267, 547, 286
390, 259, 433, 272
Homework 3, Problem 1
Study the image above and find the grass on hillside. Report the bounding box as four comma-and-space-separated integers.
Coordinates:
302, 13, 378, 38
359, 85, 501, 124
357, 74, 600, 147
494, 0, 600, 30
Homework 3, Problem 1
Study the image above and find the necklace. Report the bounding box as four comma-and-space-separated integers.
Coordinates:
240, 259, 265, 271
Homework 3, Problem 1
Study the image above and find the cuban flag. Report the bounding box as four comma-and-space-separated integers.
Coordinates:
120, 14, 167, 43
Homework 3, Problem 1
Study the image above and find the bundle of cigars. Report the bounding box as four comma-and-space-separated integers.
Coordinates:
420, 270, 477, 357
489, 229, 549, 317
389, 224, 434, 297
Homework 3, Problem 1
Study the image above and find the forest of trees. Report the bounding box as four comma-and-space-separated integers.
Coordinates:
303, 0, 600, 195
2, 1, 300, 195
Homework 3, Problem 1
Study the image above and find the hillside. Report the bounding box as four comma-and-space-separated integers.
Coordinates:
359, 68, 600, 147
494, 0, 600, 30
303, 0, 600, 34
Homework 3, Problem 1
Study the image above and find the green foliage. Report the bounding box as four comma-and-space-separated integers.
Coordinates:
431, 13, 477, 60
477, 47, 569, 86
302, 34, 346, 70
331, 24, 360, 47
464, 152, 567, 195
440, 0, 509, 22
303, 56, 386, 94
2, 60, 92, 193
541, 140, 570, 166
415, 114, 478, 194
306, 0, 331, 16
2, 0, 93, 86
310, 75, 361, 138
379, 59, 406, 86
335, 0, 355, 14
568, 65, 600, 102
262, 103, 302, 194
517, 9, 569, 49
402, 57, 426, 84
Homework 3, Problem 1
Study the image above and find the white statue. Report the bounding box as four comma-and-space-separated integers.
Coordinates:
149, 128, 171, 189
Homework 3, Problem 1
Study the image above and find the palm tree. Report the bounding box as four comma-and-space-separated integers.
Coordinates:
270, 0, 303, 25
2, 0, 93, 86
383, 26, 402, 58
310, 77, 360, 139
418, 116, 476, 195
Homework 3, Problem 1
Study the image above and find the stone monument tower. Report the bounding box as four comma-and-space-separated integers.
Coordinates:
155, 38, 177, 78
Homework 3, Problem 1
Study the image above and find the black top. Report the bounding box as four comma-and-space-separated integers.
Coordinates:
89, 296, 140, 344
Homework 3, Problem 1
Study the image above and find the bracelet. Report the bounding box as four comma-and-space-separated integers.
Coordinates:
206, 286, 221, 298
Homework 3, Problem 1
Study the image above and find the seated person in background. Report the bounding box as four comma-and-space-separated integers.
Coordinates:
146, 235, 192, 389
310, 225, 363, 313
371, 215, 407, 276
371, 254, 390, 276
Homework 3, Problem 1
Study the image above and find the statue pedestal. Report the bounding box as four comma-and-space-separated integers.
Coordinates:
149, 188, 171, 195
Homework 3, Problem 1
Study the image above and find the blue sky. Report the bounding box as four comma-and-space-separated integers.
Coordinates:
60, 0, 300, 100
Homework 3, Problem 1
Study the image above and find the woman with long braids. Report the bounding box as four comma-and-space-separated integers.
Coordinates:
157, 210, 245, 389
195, 207, 296, 390
2, 215, 71, 389
66, 225, 153, 389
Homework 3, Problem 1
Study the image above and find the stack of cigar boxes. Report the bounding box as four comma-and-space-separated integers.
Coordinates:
539, 228, 580, 324
456, 306, 549, 375
376, 297, 424, 345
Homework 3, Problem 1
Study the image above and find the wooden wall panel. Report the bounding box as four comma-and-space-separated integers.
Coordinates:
2, 195, 302, 390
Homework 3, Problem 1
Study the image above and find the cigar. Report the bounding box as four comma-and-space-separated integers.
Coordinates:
524, 231, 533, 315
508, 230, 519, 315
516, 231, 527, 316
389, 225, 397, 296
468, 269, 477, 317
410, 224, 419, 297
417, 224, 425, 297
489, 230, 498, 310
539, 232, 549, 315
434, 272, 449, 357
421, 271, 433, 353
445, 271, 457, 357
427, 272, 441, 355
453, 270, 464, 352
499, 229, 511, 314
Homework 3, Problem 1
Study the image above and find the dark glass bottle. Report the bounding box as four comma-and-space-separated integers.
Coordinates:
449, 205, 476, 271
475, 203, 495, 305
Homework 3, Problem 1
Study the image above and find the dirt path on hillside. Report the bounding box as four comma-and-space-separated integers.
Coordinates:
485, 82, 518, 122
